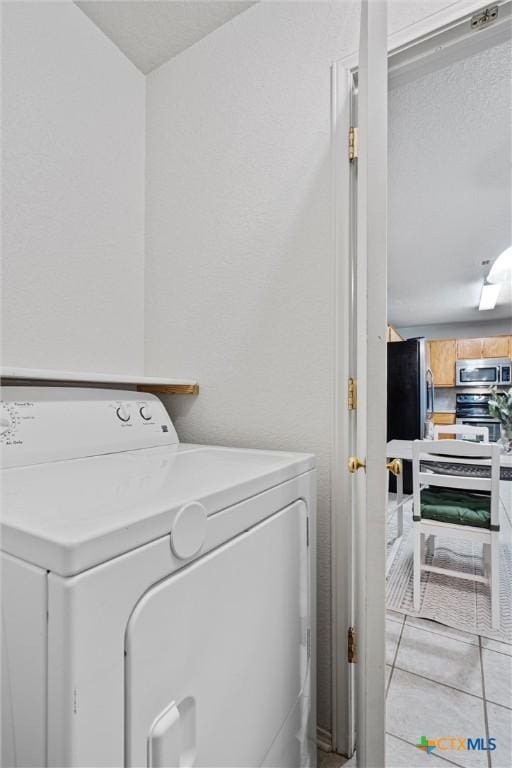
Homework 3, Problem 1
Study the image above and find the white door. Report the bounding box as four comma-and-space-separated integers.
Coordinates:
125, 502, 312, 768
353, 1, 388, 766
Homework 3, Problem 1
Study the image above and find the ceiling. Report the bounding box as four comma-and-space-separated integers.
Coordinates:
388, 36, 511, 328
76, 1, 257, 74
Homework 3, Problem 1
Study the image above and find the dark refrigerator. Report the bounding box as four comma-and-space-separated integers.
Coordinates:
387, 338, 434, 493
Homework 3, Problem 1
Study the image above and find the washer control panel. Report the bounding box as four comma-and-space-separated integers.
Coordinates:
0, 387, 179, 468
0, 402, 20, 442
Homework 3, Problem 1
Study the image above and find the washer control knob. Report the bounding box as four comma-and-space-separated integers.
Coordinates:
0, 413, 11, 436
139, 405, 152, 421
116, 404, 131, 422
170, 502, 208, 560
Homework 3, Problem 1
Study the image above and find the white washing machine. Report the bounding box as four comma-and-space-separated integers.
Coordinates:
0, 387, 316, 768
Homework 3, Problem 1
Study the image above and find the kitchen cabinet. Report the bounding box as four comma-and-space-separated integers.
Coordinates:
387, 325, 404, 342
482, 335, 510, 358
432, 412, 456, 425
456, 336, 511, 360
456, 338, 483, 359
428, 339, 456, 387
432, 412, 456, 439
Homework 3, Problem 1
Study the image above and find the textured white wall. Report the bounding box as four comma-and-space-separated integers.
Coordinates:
145, 0, 470, 733
145, 1, 357, 732
2, 1, 145, 373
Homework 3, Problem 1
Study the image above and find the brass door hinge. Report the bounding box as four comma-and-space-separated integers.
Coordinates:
348, 626, 357, 663
348, 377, 357, 410
470, 5, 498, 30
348, 126, 358, 161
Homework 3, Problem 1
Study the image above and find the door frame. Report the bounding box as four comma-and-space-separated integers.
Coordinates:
330, 0, 511, 756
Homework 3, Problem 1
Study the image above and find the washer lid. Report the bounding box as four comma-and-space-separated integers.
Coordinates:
1, 444, 314, 576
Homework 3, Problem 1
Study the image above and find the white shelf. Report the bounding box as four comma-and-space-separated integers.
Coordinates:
0, 367, 199, 395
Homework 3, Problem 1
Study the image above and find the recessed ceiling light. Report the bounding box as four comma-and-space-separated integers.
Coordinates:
478, 282, 501, 311
487, 246, 512, 284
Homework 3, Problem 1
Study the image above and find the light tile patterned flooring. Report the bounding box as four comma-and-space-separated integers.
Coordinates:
319, 612, 512, 768
385, 611, 511, 768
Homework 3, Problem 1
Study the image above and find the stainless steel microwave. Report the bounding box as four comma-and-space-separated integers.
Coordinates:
456, 358, 511, 387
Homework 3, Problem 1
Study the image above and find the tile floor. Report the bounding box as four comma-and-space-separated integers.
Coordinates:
319, 613, 511, 768
386, 611, 512, 768
319, 487, 512, 767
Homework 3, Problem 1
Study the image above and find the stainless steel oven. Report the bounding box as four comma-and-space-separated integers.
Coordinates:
455, 392, 501, 441
456, 358, 511, 387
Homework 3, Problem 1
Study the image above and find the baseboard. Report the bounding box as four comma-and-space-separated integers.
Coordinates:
316, 726, 333, 752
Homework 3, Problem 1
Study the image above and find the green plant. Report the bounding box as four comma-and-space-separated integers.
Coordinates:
488, 387, 512, 429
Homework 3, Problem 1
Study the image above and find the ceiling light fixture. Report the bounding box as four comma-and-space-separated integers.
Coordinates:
478, 281, 501, 311
487, 246, 512, 284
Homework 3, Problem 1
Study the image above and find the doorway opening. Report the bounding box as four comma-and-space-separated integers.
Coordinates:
331, 2, 512, 766
385, 3, 511, 763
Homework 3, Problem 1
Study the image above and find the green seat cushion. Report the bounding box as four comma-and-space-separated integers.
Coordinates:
420, 486, 491, 528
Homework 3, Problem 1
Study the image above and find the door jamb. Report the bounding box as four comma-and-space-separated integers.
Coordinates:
329, 0, 510, 757
330, 52, 357, 759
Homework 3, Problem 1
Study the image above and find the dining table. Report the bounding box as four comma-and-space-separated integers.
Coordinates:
385, 438, 512, 575
387, 438, 512, 473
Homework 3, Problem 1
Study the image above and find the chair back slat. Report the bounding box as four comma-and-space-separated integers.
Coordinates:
414, 439, 496, 458
434, 424, 489, 442
418, 472, 491, 493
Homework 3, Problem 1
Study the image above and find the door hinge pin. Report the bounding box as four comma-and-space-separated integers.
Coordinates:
307, 627, 311, 659
348, 377, 357, 410
306, 517, 310, 547
348, 126, 358, 161
348, 626, 357, 663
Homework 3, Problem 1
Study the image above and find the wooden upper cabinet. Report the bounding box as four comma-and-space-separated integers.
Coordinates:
387, 325, 404, 342
428, 339, 456, 387
428, 336, 510, 388
481, 335, 510, 358
456, 336, 511, 360
456, 338, 484, 359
